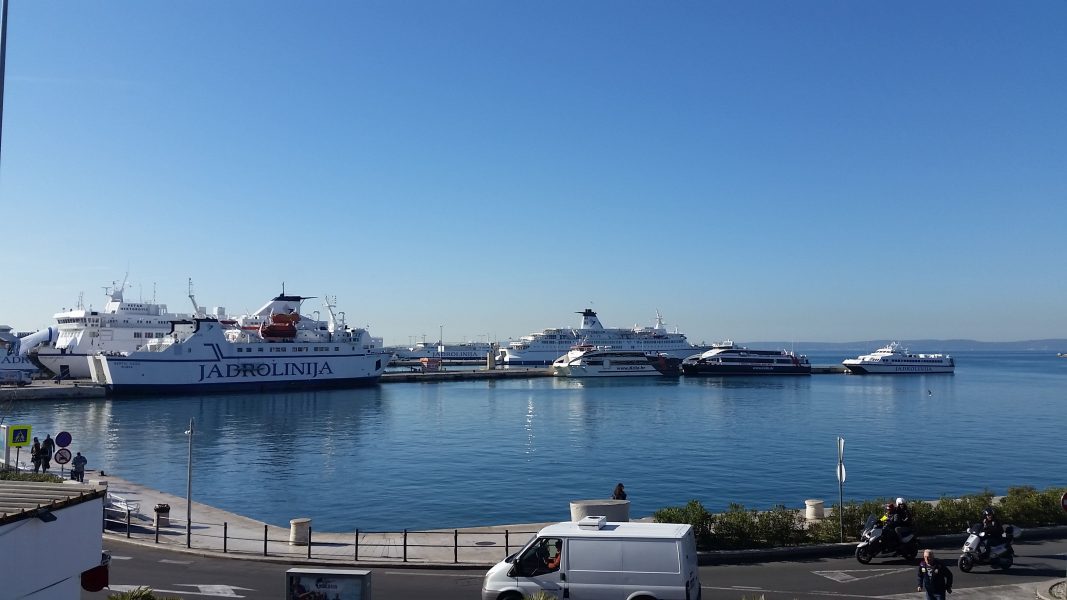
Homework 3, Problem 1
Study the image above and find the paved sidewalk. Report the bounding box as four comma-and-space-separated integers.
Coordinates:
96, 472, 546, 568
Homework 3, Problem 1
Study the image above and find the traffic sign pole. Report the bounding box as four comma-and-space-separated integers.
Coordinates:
837, 436, 845, 542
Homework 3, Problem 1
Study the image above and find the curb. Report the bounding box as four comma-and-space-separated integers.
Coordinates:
1035, 579, 1065, 600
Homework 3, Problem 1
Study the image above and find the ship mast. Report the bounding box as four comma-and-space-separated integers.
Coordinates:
0, 0, 9, 172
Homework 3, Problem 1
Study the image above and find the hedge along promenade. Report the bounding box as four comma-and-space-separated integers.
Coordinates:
653, 485, 1067, 551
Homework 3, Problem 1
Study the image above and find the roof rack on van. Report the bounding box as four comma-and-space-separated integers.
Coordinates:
578, 515, 606, 530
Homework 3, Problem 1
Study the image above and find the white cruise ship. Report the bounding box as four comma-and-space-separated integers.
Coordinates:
500, 309, 709, 366
842, 342, 955, 374
89, 294, 391, 394
32, 277, 219, 379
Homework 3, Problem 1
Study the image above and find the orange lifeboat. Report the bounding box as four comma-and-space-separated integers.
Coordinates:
260, 312, 299, 340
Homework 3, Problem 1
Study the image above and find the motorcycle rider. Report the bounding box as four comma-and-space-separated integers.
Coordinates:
880, 501, 902, 549
978, 506, 1005, 558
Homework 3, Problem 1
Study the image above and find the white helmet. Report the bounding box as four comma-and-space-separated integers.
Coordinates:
896, 497, 906, 506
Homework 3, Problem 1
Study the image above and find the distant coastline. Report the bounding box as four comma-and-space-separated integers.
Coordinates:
741, 339, 1067, 352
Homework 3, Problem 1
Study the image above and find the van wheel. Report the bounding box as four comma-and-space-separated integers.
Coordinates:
497, 593, 523, 600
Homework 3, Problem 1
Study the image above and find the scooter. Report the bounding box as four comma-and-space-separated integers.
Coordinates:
855, 514, 919, 564
958, 523, 1019, 572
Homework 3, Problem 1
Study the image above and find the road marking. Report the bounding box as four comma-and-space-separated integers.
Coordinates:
109, 555, 134, 560
108, 584, 253, 598
812, 567, 911, 582
160, 559, 194, 565
701, 585, 885, 599
381, 571, 476, 578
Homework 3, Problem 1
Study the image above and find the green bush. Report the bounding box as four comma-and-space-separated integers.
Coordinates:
0, 470, 63, 482
652, 499, 713, 547
999, 486, 1067, 526
654, 486, 1067, 551
710, 503, 759, 549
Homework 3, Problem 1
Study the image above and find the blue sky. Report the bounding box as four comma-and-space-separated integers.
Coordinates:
1, 1, 1064, 345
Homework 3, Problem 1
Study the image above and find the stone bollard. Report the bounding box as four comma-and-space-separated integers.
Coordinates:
805, 499, 825, 521
289, 518, 311, 546
569, 499, 630, 522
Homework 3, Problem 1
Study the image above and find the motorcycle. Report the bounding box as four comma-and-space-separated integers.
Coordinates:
958, 523, 1019, 572
855, 514, 919, 564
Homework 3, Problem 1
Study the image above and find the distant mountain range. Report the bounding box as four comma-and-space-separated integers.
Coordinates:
742, 339, 1067, 352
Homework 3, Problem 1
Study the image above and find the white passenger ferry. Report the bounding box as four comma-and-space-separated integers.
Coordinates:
500, 309, 708, 366
842, 342, 955, 374
88, 294, 391, 394
551, 345, 682, 377
33, 277, 217, 379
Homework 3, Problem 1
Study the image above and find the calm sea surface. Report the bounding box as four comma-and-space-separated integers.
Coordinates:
4, 352, 1065, 531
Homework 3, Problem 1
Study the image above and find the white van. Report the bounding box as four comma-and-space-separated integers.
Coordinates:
482, 516, 701, 600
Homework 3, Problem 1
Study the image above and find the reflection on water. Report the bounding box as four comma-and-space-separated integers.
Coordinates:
5, 352, 1065, 531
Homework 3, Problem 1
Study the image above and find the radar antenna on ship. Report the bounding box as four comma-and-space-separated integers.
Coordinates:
187, 278, 204, 317
324, 296, 340, 333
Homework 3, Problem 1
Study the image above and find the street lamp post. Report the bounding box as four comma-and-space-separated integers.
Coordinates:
185, 417, 194, 548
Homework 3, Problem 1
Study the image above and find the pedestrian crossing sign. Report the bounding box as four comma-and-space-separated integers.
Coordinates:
7, 424, 32, 447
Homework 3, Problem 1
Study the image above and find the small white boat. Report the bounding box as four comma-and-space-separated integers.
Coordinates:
842, 342, 954, 374
551, 345, 682, 378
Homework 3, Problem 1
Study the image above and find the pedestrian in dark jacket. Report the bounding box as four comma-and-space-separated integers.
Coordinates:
40, 434, 56, 472
917, 549, 953, 600
612, 483, 626, 500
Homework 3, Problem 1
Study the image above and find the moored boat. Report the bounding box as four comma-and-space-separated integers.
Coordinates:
551, 345, 682, 377
680, 341, 811, 376
393, 340, 494, 361
842, 342, 954, 374
88, 294, 391, 394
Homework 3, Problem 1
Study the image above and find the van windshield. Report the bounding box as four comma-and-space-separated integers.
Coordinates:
515, 537, 563, 576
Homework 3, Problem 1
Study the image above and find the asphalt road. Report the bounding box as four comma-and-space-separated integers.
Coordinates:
84, 538, 1067, 600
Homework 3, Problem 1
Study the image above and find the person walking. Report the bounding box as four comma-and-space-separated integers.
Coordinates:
917, 549, 953, 600
612, 482, 627, 500
30, 437, 42, 473
71, 452, 88, 483
40, 434, 56, 473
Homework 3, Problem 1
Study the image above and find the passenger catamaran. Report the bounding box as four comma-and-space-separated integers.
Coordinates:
33, 277, 220, 379
842, 342, 955, 374
500, 309, 709, 366
681, 341, 811, 376
89, 293, 391, 394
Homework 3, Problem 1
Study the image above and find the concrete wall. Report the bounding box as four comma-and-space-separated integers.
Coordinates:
1, 497, 103, 599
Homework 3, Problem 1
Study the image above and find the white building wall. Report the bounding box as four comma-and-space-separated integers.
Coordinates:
1, 498, 103, 600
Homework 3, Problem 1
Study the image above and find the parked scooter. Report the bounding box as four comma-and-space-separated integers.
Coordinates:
855, 514, 920, 564
958, 523, 1019, 572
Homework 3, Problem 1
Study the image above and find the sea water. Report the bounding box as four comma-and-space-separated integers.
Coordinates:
4, 351, 1064, 531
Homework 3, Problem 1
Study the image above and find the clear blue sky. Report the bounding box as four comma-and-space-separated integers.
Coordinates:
2, 1, 1064, 345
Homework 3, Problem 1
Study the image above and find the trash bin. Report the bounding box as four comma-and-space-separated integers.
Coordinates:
154, 503, 171, 528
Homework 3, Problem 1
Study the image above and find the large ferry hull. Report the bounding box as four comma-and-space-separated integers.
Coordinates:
553, 366, 675, 378
681, 365, 811, 376
34, 351, 92, 379
92, 353, 388, 395
843, 364, 954, 374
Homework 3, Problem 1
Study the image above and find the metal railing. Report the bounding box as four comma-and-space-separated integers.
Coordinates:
103, 507, 536, 565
